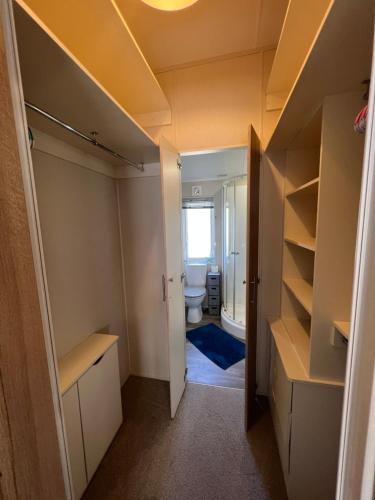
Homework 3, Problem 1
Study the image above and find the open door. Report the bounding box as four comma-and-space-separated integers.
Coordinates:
245, 126, 261, 430
159, 136, 186, 418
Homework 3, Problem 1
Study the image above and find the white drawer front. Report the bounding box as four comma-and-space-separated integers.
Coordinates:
78, 343, 123, 481
62, 384, 87, 499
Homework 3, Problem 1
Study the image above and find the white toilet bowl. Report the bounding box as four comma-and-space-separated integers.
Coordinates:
184, 264, 207, 323
185, 286, 206, 323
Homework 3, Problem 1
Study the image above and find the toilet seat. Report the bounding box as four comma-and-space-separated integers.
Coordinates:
184, 286, 206, 298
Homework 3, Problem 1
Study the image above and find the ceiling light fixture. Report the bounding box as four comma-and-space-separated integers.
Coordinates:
141, 0, 199, 11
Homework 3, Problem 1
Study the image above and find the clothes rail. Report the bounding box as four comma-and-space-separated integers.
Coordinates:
25, 101, 144, 171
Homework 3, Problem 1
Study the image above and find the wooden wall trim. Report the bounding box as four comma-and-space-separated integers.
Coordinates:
0, 5, 66, 499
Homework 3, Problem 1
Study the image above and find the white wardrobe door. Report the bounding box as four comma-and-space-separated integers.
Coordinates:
78, 343, 123, 480
62, 384, 87, 499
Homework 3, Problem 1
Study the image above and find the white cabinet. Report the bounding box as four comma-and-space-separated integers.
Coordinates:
59, 334, 122, 498
62, 384, 87, 500
269, 334, 344, 500
78, 343, 123, 480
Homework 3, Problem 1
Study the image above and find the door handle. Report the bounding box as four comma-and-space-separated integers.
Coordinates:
180, 272, 186, 282
162, 274, 166, 302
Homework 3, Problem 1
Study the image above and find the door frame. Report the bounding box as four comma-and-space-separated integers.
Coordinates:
0, 0, 71, 497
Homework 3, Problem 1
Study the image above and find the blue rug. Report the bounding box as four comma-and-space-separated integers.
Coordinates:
186, 323, 245, 370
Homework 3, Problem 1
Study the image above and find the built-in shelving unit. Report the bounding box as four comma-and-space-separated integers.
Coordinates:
265, 1, 372, 497
278, 92, 364, 381
280, 108, 321, 372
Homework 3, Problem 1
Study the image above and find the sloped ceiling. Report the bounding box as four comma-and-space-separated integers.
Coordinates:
115, 0, 288, 72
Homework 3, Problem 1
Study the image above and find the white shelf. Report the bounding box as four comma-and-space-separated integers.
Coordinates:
269, 318, 344, 386
265, 0, 373, 152
333, 321, 350, 340
285, 236, 316, 252
59, 334, 119, 395
16, 6, 160, 167
283, 278, 313, 315
286, 177, 319, 197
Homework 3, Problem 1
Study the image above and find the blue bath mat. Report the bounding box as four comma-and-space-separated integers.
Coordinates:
186, 323, 245, 370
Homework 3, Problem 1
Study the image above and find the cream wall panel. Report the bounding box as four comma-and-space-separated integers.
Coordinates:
148, 54, 263, 152
118, 176, 169, 381
32, 149, 129, 384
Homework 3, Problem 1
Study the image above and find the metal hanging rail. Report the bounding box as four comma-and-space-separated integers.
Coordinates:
25, 101, 144, 171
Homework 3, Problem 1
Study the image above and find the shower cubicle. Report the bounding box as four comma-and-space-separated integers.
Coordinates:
222, 175, 247, 341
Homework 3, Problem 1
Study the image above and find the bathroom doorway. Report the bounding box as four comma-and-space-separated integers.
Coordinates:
180, 148, 248, 389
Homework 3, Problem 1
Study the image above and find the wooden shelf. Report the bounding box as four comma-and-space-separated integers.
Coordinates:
285, 236, 316, 252
59, 334, 118, 395
333, 321, 350, 340
15, 6, 160, 167
283, 278, 313, 315
269, 318, 344, 386
265, 0, 373, 152
286, 177, 319, 197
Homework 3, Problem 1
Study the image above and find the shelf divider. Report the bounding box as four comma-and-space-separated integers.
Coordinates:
286, 177, 319, 197
285, 236, 316, 252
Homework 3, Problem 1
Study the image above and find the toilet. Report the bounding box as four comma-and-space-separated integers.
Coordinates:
184, 264, 207, 323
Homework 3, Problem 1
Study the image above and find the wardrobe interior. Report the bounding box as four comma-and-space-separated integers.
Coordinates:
13, 3, 171, 497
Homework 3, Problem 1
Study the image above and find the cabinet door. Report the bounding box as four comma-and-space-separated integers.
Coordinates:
78, 343, 123, 480
269, 342, 292, 478
62, 384, 87, 499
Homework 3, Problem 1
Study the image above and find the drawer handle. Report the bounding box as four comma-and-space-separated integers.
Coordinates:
93, 354, 104, 366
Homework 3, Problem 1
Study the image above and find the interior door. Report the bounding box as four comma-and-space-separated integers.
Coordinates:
245, 126, 261, 430
159, 136, 186, 418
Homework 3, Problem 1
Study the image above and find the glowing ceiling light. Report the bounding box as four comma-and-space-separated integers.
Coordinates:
141, 0, 199, 11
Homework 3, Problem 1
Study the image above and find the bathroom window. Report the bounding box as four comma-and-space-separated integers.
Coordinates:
182, 198, 215, 263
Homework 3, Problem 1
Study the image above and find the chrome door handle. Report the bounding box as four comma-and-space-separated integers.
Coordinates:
180, 272, 186, 282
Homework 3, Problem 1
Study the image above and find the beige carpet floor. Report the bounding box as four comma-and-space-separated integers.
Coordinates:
83, 376, 288, 500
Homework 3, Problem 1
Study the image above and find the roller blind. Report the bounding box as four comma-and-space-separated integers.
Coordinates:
182, 198, 214, 209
